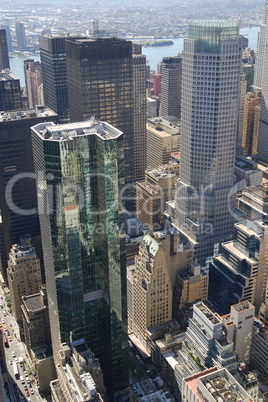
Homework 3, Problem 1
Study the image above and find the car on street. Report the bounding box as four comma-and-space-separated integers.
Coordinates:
26, 391, 30, 397
9, 360, 12, 365
30, 389, 34, 395
24, 385, 28, 390
12, 351, 16, 358
8, 336, 12, 342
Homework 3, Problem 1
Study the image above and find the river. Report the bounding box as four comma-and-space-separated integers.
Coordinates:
8, 26, 260, 87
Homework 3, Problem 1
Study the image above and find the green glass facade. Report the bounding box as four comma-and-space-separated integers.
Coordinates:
32, 121, 128, 394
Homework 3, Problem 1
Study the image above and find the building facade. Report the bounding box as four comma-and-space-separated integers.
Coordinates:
0, 71, 22, 111
0, 29, 10, 71
128, 232, 193, 350
39, 34, 85, 123
175, 21, 241, 267
31, 120, 128, 394
66, 37, 147, 211
7, 236, 42, 322
0, 106, 57, 280
24, 59, 44, 108
160, 56, 182, 119
15, 22, 27, 50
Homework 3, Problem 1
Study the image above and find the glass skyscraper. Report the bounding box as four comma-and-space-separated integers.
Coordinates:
66, 37, 146, 212
176, 21, 241, 266
31, 120, 128, 394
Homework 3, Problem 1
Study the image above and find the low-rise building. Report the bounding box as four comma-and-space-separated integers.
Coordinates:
130, 377, 174, 402
146, 117, 180, 169
182, 367, 253, 402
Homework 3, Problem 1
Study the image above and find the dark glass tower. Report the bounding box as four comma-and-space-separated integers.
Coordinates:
0, 71, 22, 111
0, 107, 58, 280
15, 22, 27, 50
66, 37, 146, 211
160, 56, 182, 119
31, 120, 128, 394
0, 29, 10, 71
39, 34, 85, 124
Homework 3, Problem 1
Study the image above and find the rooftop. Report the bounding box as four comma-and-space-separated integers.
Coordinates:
22, 293, 45, 312
232, 301, 254, 313
33, 119, 122, 141
0, 70, 19, 81
0, 106, 57, 122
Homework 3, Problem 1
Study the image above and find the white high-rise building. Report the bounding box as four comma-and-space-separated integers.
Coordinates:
256, 1, 268, 162
175, 21, 241, 266
254, 0, 268, 89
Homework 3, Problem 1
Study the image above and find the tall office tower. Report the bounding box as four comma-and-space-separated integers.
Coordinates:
127, 232, 193, 351
254, 0, 268, 89
209, 220, 268, 315
152, 73, 162, 96
0, 29, 10, 71
31, 120, 128, 394
15, 22, 27, 50
1, 25, 12, 52
256, 1, 268, 161
24, 59, 43, 108
0, 106, 57, 280
175, 21, 241, 267
241, 90, 261, 155
236, 72, 247, 155
66, 38, 146, 212
39, 34, 85, 124
7, 236, 42, 323
0, 71, 22, 111
159, 56, 182, 119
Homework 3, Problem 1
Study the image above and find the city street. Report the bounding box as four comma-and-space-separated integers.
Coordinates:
0, 284, 43, 402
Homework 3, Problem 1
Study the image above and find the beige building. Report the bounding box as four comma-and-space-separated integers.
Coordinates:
173, 263, 208, 313
146, 117, 180, 169
7, 236, 42, 322
241, 90, 261, 155
128, 232, 193, 350
136, 162, 179, 230
51, 340, 105, 402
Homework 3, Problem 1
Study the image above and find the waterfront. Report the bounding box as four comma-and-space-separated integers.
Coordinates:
8, 26, 259, 87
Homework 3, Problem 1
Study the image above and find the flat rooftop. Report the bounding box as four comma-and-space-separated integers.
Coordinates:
22, 293, 44, 312
33, 120, 122, 141
0, 106, 57, 122
0, 70, 19, 81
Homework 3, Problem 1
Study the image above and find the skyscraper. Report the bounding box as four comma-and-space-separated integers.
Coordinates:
254, 0, 268, 89
39, 34, 85, 123
0, 71, 22, 111
1, 25, 12, 52
24, 59, 43, 108
0, 29, 10, 71
15, 22, 27, 50
0, 106, 57, 280
31, 120, 128, 394
66, 37, 146, 210
159, 56, 182, 119
175, 21, 241, 266
255, 1, 268, 162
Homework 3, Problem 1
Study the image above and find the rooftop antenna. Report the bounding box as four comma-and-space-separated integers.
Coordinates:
93, 19, 99, 38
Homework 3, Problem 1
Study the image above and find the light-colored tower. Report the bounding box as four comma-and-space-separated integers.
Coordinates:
176, 21, 241, 266
256, 0, 268, 162
254, 0, 268, 89
7, 235, 42, 322
24, 59, 43, 109
128, 232, 193, 350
